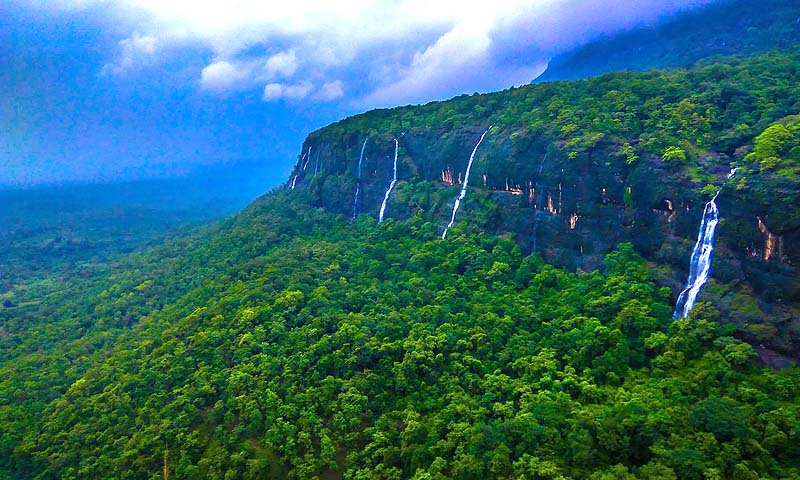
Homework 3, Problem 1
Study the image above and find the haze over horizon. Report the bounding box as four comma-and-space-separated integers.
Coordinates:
2, 0, 720, 186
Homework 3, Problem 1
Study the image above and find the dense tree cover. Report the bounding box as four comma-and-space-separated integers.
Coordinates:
0, 194, 332, 476
730, 115, 800, 237
747, 115, 800, 175
299, 49, 800, 360
319, 49, 800, 167
2, 49, 800, 479
1, 189, 798, 479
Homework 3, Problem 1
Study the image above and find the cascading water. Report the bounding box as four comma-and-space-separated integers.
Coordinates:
673, 194, 720, 319
352, 185, 360, 218
530, 149, 549, 252
441, 127, 491, 239
357, 139, 368, 179
378, 139, 399, 223
673, 167, 737, 319
289, 147, 312, 191
353, 138, 369, 219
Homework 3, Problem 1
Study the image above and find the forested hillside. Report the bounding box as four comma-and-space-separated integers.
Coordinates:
535, 0, 800, 83
1, 48, 799, 480
2, 190, 799, 479
286, 49, 800, 359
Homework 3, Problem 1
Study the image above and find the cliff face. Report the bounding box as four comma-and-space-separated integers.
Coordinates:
284, 52, 800, 357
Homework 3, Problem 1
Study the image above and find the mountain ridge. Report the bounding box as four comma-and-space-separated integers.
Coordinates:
284, 49, 800, 358
534, 0, 800, 83
2, 30, 800, 480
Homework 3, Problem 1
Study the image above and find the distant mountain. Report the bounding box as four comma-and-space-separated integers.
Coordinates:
0, 159, 284, 286
535, 0, 800, 83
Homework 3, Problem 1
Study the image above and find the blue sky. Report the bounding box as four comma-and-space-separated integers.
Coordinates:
1, 0, 717, 186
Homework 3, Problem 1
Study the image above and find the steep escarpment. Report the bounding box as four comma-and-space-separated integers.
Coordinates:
286, 50, 800, 357
5, 54, 800, 480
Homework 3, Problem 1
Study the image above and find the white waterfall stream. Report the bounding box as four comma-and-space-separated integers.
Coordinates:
352, 184, 361, 218
441, 127, 491, 239
353, 138, 369, 219
673, 167, 737, 318
290, 147, 313, 190
378, 139, 399, 223
530, 149, 550, 252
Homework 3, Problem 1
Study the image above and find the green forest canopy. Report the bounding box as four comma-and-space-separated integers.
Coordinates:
1, 192, 798, 479
1, 49, 800, 479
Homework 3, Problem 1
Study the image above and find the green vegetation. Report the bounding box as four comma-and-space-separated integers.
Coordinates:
2, 46, 800, 480
661, 146, 687, 163
1, 191, 798, 479
299, 49, 800, 361
320, 49, 800, 171
747, 115, 800, 177
0, 164, 276, 291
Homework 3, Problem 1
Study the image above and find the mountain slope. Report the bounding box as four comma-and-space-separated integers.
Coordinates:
535, 0, 800, 83
1, 50, 799, 480
4, 192, 800, 479
287, 49, 800, 358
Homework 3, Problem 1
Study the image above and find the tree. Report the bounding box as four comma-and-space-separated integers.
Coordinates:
661, 146, 687, 163
690, 396, 747, 441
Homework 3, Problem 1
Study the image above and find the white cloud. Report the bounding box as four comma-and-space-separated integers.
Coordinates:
361, 19, 490, 106
284, 82, 313, 99
264, 50, 298, 79
314, 80, 344, 101
129, 34, 157, 54
200, 60, 251, 92
37, 0, 721, 105
262, 83, 284, 101
262, 81, 313, 101
100, 33, 159, 76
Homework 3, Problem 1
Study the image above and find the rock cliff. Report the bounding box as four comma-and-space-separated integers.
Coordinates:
284, 51, 800, 357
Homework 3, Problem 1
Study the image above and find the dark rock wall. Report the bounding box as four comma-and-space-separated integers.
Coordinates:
285, 125, 799, 357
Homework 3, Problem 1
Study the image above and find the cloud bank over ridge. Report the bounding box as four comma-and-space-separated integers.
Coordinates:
3, 0, 720, 185
30, 0, 718, 108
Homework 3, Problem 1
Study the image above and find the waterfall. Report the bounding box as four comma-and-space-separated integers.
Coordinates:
441, 127, 491, 239
352, 184, 360, 219
530, 149, 550, 252
357, 138, 368, 179
673, 194, 720, 319
353, 138, 369, 219
378, 139, 399, 223
288, 148, 311, 190
673, 167, 737, 318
